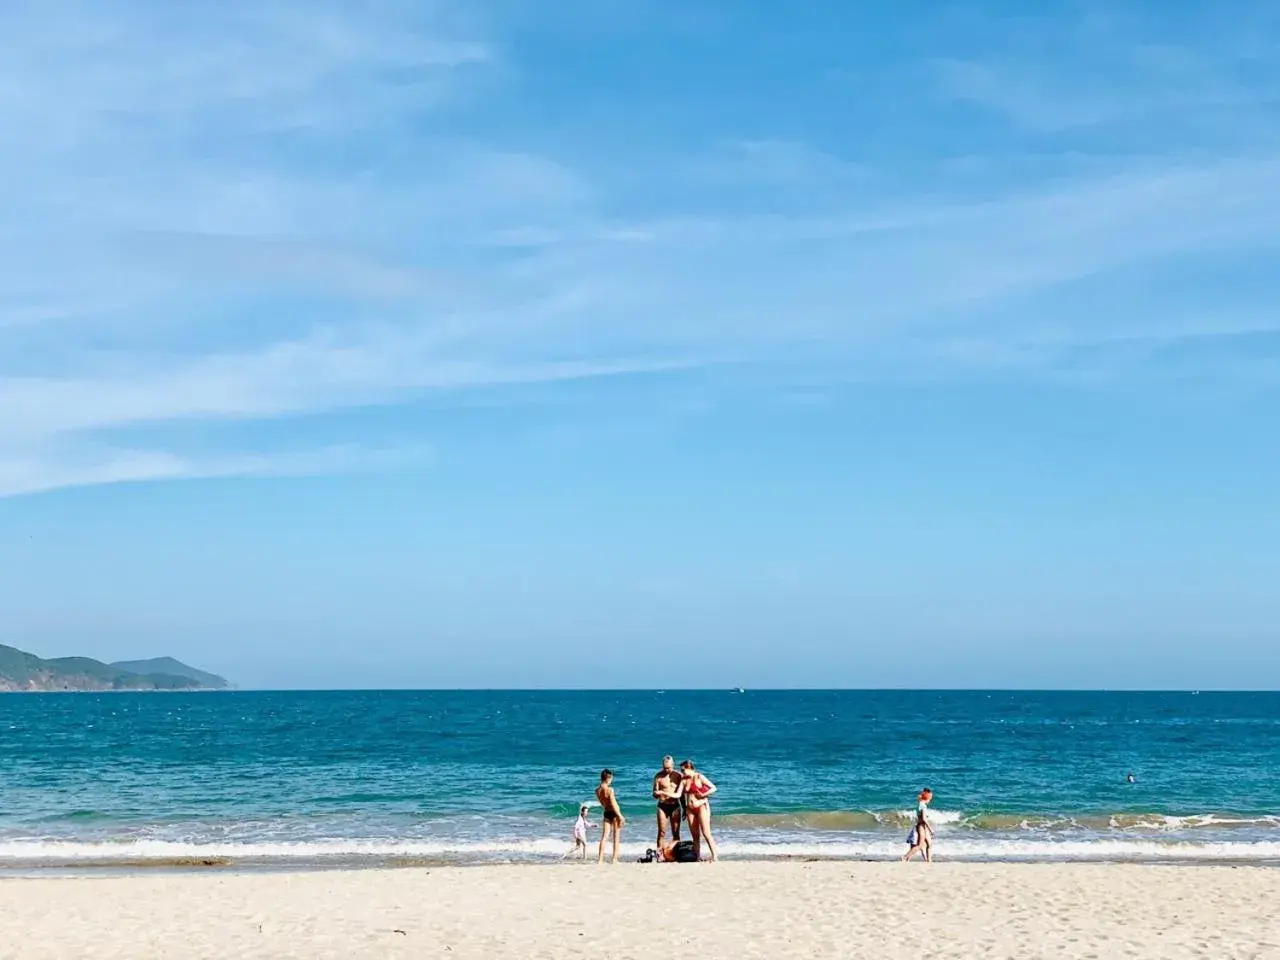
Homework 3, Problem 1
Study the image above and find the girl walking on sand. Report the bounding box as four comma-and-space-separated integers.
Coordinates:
902, 788, 934, 862
568, 804, 594, 859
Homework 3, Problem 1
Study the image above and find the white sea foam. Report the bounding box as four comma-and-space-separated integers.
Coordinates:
2, 836, 1280, 863
895, 808, 965, 826
0, 838, 573, 860
1105, 813, 1280, 831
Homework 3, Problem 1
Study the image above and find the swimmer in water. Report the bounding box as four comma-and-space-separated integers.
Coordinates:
1126, 772, 1136, 784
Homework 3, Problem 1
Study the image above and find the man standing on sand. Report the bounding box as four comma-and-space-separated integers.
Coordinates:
653, 755, 683, 847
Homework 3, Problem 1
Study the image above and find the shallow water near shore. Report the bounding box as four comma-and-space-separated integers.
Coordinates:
2, 690, 1277, 867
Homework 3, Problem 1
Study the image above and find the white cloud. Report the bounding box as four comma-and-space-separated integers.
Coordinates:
0, 1, 489, 144
2, 1, 1279, 498
0, 331, 714, 446
930, 7, 1280, 133
0, 442, 434, 500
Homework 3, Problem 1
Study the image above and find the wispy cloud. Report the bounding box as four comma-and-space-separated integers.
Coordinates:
2, 1, 1279, 498
930, 6, 1280, 134
0, 441, 434, 500
0, 2, 489, 144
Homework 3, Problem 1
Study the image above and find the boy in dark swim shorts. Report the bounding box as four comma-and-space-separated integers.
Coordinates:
595, 769, 625, 864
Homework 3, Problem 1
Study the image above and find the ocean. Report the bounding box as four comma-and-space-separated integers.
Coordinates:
1, 690, 1277, 867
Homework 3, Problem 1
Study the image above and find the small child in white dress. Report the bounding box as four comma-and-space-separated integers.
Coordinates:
571, 804, 595, 859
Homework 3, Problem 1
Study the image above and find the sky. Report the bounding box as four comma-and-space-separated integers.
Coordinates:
0, 0, 1278, 689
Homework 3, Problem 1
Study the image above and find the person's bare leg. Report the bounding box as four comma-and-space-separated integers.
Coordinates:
656, 808, 668, 849
597, 824, 609, 863
696, 808, 716, 860
611, 823, 622, 864
701, 803, 721, 865
688, 808, 702, 861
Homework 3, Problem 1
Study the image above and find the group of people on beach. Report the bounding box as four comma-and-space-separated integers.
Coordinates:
572, 756, 719, 863
571, 756, 936, 864
573, 762, 942, 870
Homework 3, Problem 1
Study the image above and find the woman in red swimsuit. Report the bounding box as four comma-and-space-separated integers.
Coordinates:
679, 760, 719, 861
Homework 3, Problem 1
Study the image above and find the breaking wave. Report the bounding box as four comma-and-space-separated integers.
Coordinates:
2, 835, 1280, 865
718, 810, 1280, 833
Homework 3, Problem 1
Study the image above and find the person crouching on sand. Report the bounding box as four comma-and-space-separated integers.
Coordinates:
570, 804, 595, 859
901, 788, 934, 862
596, 770, 625, 864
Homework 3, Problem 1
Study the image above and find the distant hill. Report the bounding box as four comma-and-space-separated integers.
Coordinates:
0, 644, 229, 692
110, 657, 229, 690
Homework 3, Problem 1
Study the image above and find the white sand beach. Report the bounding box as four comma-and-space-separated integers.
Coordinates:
2, 861, 1278, 959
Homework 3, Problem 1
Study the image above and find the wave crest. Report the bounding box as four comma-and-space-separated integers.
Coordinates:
3, 836, 1280, 864
718, 809, 1280, 833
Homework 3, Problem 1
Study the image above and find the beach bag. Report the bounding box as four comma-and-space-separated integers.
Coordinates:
672, 840, 698, 863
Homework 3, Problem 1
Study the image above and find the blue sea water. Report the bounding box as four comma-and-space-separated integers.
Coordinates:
1, 690, 1278, 866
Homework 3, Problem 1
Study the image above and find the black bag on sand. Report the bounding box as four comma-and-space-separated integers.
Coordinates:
671, 840, 697, 863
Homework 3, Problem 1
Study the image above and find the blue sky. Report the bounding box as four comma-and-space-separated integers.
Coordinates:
1, 0, 1278, 688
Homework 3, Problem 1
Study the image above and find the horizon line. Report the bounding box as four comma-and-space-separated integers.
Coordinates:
53, 686, 1279, 694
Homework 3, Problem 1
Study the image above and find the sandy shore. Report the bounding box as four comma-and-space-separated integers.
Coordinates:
2, 862, 1278, 959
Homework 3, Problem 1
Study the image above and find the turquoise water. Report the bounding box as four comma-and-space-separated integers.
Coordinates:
1, 690, 1278, 865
